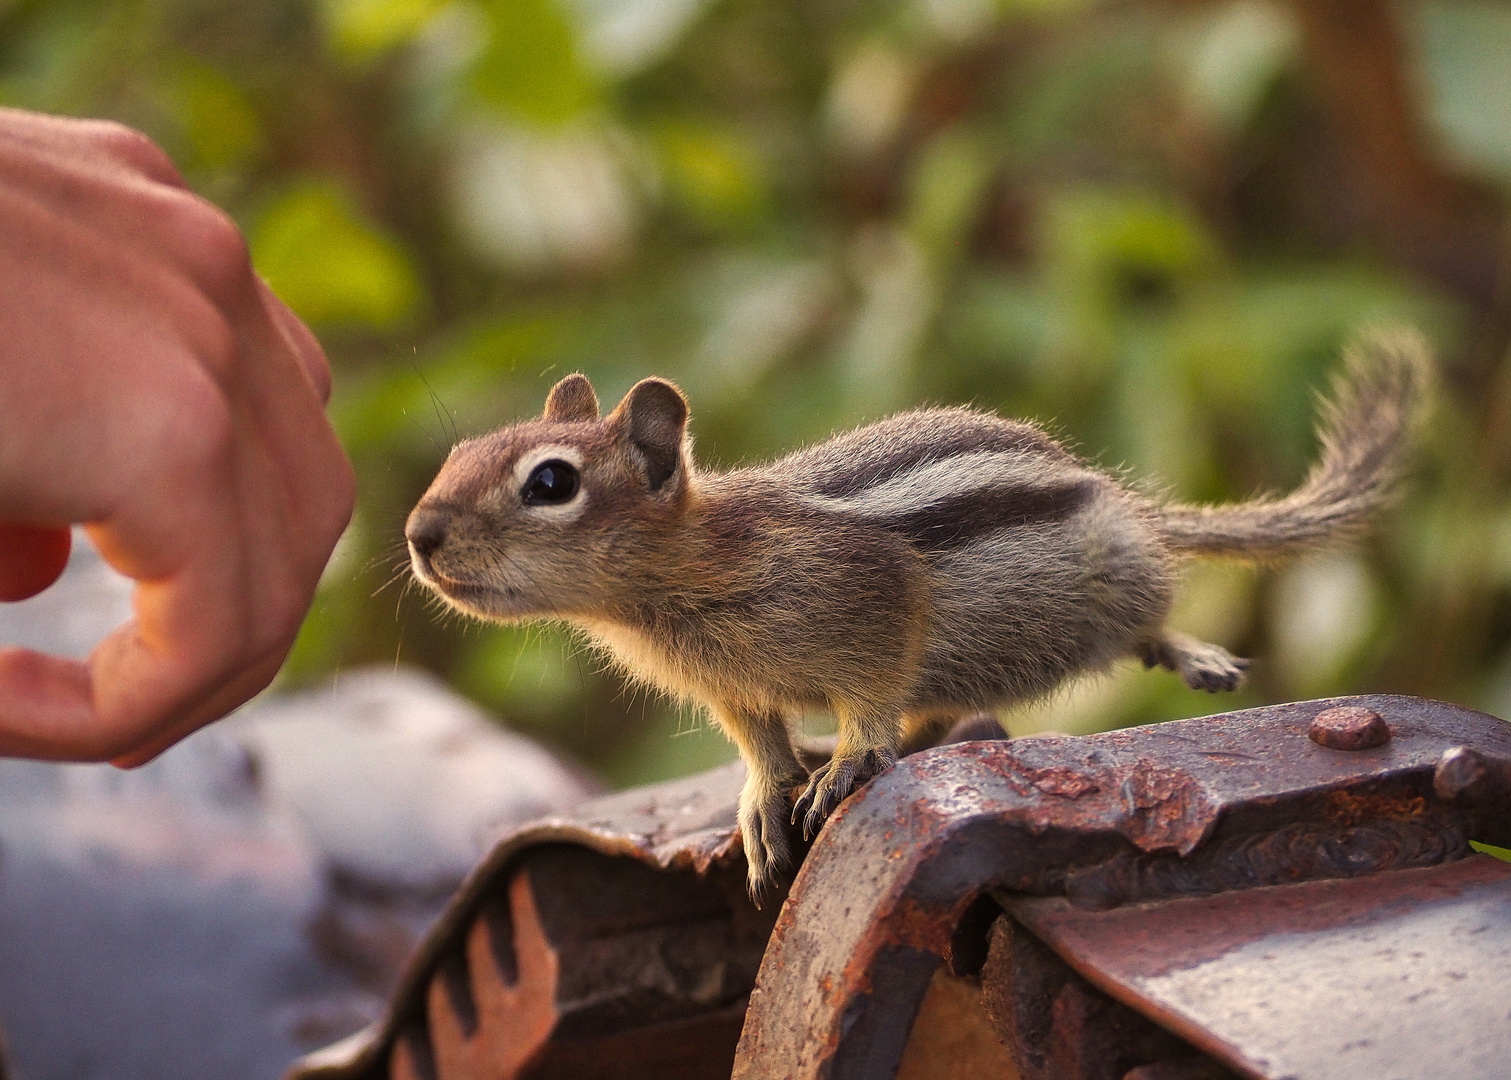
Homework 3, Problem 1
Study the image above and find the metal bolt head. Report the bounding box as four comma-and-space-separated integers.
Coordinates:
1308, 706, 1390, 751
1434, 745, 1490, 801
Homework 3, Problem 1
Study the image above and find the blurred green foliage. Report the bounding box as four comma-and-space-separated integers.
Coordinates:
253, 180, 422, 327
5, 0, 1511, 786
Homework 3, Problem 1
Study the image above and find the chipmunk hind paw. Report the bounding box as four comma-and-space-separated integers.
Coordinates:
792, 745, 897, 841
1139, 632, 1250, 693
741, 787, 797, 904
1183, 648, 1249, 692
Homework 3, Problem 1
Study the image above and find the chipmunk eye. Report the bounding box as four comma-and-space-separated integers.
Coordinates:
523, 460, 581, 506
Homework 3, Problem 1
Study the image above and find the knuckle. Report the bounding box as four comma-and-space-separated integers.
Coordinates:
158, 190, 254, 298
155, 284, 241, 385
193, 306, 241, 381
197, 208, 253, 284
113, 364, 235, 497
158, 368, 236, 476
86, 120, 184, 185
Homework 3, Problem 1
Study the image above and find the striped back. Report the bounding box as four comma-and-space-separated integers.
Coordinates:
765, 409, 1104, 553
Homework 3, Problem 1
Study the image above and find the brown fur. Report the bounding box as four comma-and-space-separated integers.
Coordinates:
406, 330, 1431, 899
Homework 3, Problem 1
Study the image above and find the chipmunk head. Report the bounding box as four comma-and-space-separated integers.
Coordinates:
406, 373, 692, 621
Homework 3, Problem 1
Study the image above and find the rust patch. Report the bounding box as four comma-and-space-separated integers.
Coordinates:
1062, 812, 1467, 909
880, 895, 962, 957
1200, 752, 1258, 766
997, 752, 1214, 853
1021, 766, 1099, 799
1107, 759, 1216, 855
295, 693, 1511, 1080
1325, 788, 1427, 827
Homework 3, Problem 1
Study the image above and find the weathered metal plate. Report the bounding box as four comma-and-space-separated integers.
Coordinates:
1007, 855, 1511, 1080
733, 694, 1511, 1080
293, 694, 1511, 1080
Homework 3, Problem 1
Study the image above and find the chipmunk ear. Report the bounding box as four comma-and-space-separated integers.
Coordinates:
542, 373, 600, 423
615, 378, 688, 492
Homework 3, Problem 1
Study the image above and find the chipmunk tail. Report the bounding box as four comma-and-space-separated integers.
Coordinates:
1157, 328, 1433, 561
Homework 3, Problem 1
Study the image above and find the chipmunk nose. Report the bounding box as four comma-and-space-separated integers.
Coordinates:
406, 509, 449, 560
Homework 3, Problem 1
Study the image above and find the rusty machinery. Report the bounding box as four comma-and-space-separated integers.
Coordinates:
287, 695, 1511, 1080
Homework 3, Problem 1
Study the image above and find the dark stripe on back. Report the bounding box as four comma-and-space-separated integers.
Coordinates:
876, 477, 1100, 550
797, 420, 1072, 499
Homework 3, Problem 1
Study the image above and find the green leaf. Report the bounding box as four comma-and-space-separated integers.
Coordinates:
470, 0, 598, 127
654, 121, 766, 227
998, 0, 1098, 15
1044, 187, 1220, 290
906, 125, 994, 264
1471, 841, 1511, 864
321, 0, 450, 63
251, 181, 423, 329
170, 61, 262, 170
1180, 0, 1298, 133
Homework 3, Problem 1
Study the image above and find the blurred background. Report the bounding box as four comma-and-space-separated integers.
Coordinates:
4, 0, 1510, 789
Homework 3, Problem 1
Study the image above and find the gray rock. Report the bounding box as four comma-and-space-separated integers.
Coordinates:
229, 666, 598, 894
0, 726, 371, 1080
0, 537, 597, 1079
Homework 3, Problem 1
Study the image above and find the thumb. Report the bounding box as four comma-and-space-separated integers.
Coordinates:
0, 524, 72, 601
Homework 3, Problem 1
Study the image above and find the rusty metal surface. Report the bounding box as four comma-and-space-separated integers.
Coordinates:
1007, 854, 1511, 1080
379, 849, 766, 1080
732, 694, 1511, 1080
287, 761, 752, 1079
293, 694, 1511, 1080
293, 719, 1011, 1080
893, 968, 1024, 1080
1122, 1061, 1235, 1080
978, 912, 1209, 1080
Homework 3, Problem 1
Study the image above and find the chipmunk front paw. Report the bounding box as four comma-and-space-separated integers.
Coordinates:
791, 745, 897, 841
740, 782, 798, 904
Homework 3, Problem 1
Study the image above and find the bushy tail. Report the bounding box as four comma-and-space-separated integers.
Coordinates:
1158, 329, 1432, 560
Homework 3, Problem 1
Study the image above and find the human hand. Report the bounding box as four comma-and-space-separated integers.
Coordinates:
0, 107, 355, 764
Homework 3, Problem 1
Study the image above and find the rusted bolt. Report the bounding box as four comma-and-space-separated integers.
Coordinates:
1434, 745, 1488, 801
1308, 706, 1390, 751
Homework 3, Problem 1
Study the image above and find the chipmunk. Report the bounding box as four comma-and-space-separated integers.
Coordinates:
406, 331, 1430, 898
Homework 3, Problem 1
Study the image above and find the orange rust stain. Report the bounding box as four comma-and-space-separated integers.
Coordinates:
999, 761, 1100, 800
1026, 767, 1099, 798
1325, 788, 1427, 827
883, 897, 957, 955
